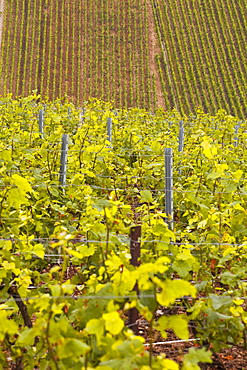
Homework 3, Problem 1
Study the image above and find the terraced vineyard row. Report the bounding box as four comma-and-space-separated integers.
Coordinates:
152, 0, 247, 118
0, 0, 160, 110
1, 0, 247, 117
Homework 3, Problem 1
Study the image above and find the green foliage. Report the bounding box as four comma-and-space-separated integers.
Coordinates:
0, 96, 247, 367
182, 348, 212, 370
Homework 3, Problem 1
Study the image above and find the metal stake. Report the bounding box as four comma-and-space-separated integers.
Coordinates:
79, 108, 85, 127
107, 117, 112, 144
178, 121, 184, 153
39, 109, 44, 139
234, 123, 240, 147
165, 148, 173, 230
59, 134, 69, 187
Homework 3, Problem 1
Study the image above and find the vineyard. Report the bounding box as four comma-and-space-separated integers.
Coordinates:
0, 0, 159, 110
0, 94, 246, 368
1, 1, 247, 116
1, 0, 247, 367
152, 0, 247, 118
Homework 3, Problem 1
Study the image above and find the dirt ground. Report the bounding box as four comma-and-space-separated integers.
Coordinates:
145, 327, 247, 369
136, 305, 247, 369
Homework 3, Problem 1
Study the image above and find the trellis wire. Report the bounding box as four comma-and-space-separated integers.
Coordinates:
1, 294, 247, 304
144, 338, 201, 346
1, 238, 247, 247
0, 183, 245, 196
3, 144, 247, 160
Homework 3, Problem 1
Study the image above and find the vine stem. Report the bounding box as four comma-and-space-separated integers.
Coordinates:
8, 275, 32, 329
46, 308, 59, 370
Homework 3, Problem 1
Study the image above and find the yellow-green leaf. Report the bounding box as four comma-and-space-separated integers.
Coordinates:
103, 311, 124, 335
85, 318, 105, 341
158, 315, 189, 340
157, 279, 196, 306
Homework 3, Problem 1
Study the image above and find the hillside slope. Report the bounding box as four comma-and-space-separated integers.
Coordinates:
153, 0, 247, 118
0, 0, 247, 118
0, 0, 162, 110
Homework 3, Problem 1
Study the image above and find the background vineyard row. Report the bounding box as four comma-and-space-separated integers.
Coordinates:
1, 1, 247, 117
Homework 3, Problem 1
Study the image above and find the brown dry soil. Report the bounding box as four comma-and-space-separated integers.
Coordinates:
137, 306, 247, 369
146, 329, 247, 370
